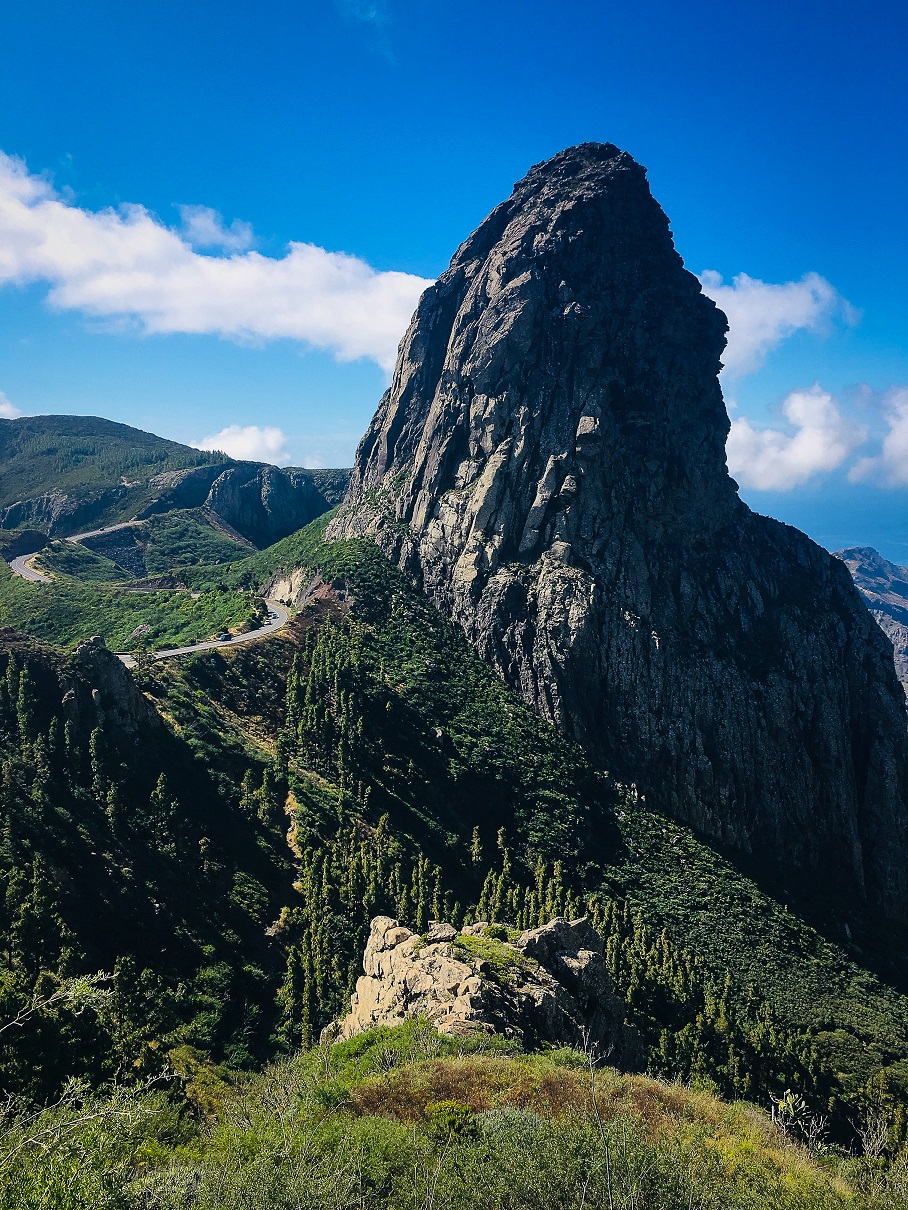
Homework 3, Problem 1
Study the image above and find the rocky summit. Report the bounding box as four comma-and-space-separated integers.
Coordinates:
331, 915, 632, 1057
330, 142, 908, 923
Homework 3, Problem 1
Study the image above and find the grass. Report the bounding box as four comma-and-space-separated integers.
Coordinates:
0, 1023, 889, 1209
138, 510, 251, 573
0, 559, 255, 650
452, 932, 537, 984
32, 513, 251, 584
34, 539, 129, 582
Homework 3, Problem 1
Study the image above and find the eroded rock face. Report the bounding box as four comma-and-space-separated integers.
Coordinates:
330, 142, 908, 922
333, 915, 632, 1056
72, 637, 163, 737
205, 465, 328, 546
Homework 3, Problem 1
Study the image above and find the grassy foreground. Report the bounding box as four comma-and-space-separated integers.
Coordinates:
2, 1021, 905, 1210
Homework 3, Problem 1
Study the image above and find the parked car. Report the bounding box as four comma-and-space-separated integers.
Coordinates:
218, 632, 231, 641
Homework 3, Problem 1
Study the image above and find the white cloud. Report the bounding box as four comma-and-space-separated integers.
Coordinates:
850, 387, 908, 486
726, 384, 867, 491
700, 270, 855, 378
337, 0, 387, 22
0, 151, 430, 373
177, 205, 254, 252
0, 391, 21, 418
196, 424, 290, 464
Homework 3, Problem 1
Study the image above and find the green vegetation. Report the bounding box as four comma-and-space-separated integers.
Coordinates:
34, 539, 129, 583
137, 510, 251, 574
0, 414, 227, 520
0, 634, 291, 1107
32, 512, 252, 583
134, 519, 908, 1132
304, 467, 351, 507
0, 560, 254, 649
3, 1022, 906, 1209
4, 514, 908, 1202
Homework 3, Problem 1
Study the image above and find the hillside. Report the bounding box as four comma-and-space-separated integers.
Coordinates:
7, 1023, 899, 1209
6, 517, 908, 1122
0, 414, 350, 547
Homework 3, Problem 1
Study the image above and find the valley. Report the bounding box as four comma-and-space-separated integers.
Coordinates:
1, 144, 907, 1208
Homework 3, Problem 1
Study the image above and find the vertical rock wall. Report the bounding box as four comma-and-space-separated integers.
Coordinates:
329, 143, 908, 923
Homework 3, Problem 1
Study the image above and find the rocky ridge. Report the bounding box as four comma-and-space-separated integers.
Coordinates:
0, 412, 351, 547
836, 547, 908, 687
329, 142, 908, 923
332, 915, 630, 1055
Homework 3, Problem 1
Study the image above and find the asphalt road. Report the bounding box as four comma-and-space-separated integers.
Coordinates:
9, 520, 137, 584
117, 602, 290, 668
68, 520, 138, 543
9, 553, 53, 583
7, 526, 291, 664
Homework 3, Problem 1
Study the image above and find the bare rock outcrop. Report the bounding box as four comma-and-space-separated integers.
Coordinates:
71, 636, 164, 737
837, 547, 908, 688
329, 142, 908, 923
333, 915, 632, 1056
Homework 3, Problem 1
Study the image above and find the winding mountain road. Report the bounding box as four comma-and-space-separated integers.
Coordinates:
117, 603, 290, 668
9, 553, 53, 583
7, 527, 290, 665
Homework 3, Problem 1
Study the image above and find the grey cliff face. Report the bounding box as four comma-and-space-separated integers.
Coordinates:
203, 464, 328, 546
140, 463, 332, 546
329, 143, 908, 923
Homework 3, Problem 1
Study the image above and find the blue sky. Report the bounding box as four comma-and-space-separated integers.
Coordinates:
0, 0, 906, 559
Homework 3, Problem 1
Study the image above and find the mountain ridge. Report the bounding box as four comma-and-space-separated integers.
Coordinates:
0, 413, 350, 548
837, 546, 908, 687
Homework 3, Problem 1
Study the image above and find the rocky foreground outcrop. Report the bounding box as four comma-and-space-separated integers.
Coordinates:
330, 142, 908, 923
332, 915, 632, 1056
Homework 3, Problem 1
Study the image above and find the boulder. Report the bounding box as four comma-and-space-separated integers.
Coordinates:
332, 914, 635, 1058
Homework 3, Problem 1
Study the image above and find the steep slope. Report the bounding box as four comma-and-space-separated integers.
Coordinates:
838, 546, 908, 687
0, 629, 293, 1100
329, 142, 908, 925
7, 519, 908, 1129
0, 414, 346, 546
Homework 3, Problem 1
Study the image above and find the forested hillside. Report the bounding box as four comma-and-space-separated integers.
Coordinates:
0, 414, 226, 507
5, 516, 908, 1152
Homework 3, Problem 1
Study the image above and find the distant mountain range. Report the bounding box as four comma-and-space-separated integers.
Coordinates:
837, 546, 908, 687
0, 414, 350, 551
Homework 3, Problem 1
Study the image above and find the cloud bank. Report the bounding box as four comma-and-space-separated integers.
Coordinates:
196, 424, 291, 464
726, 385, 867, 491
0, 151, 430, 373
700, 270, 855, 378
